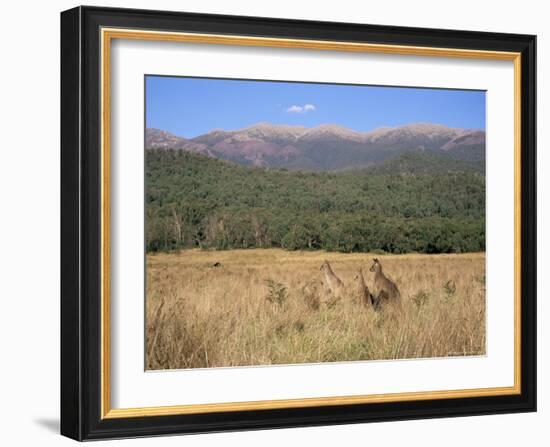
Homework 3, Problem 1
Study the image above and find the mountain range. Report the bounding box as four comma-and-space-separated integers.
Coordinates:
145, 122, 485, 171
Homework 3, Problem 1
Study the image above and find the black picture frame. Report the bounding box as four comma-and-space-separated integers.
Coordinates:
61, 5, 536, 441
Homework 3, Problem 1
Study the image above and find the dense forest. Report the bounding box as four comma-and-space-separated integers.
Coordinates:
145, 150, 485, 254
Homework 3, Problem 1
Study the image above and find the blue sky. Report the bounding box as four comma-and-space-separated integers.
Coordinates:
146, 76, 486, 138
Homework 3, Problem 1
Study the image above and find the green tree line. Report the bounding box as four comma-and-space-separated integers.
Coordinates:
146, 150, 485, 254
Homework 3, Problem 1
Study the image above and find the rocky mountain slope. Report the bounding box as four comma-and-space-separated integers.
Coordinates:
146, 122, 485, 171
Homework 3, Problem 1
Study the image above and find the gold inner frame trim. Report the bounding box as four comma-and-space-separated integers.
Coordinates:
100, 27, 522, 419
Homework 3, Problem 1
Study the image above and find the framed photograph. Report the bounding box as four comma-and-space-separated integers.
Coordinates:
60, 6, 536, 441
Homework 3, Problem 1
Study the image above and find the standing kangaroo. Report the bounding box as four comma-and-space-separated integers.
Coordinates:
320, 260, 344, 297
354, 269, 375, 308
369, 258, 400, 307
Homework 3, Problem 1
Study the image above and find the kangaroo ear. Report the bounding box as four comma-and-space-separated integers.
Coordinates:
373, 258, 378, 262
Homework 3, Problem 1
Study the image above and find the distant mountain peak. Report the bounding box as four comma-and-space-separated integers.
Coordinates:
245, 121, 276, 129
402, 122, 458, 131
311, 123, 361, 135
249, 122, 309, 132
207, 127, 227, 134
146, 122, 485, 171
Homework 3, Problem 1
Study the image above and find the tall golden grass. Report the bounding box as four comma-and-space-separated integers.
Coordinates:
146, 249, 485, 370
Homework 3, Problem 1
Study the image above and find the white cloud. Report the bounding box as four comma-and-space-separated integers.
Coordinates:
286, 105, 304, 113
286, 103, 316, 113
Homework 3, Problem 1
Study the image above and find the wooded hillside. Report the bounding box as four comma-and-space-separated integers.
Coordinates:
145, 150, 485, 254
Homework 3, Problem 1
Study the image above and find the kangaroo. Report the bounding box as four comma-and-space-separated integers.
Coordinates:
354, 269, 375, 308
369, 258, 400, 307
320, 260, 344, 297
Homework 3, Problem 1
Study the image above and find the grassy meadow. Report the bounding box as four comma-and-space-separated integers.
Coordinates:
146, 249, 486, 370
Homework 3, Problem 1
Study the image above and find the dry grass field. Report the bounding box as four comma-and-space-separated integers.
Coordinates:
146, 249, 486, 370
